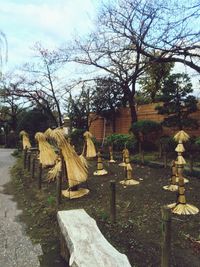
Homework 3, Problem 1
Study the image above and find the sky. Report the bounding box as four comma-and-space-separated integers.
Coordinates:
0, 0, 199, 97
0, 0, 100, 71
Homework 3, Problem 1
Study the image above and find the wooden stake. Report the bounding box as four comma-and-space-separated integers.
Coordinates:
56, 171, 62, 206
31, 157, 36, 179
27, 153, 31, 172
38, 163, 42, 190
159, 142, 162, 158
141, 150, 144, 164
189, 154, 193, 173
163, 151, 167, 168
23, 147, 28, 169
110, 180, 116, 223
161, 206, 171, 267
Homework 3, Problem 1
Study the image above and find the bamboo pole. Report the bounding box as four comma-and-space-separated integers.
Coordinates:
161, 206, 171, 267
110, 180, 116, 223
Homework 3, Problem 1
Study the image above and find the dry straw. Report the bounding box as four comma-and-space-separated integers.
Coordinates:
35, 132, 57, 167
49, 128, 88, 188
19, 130, 31, 149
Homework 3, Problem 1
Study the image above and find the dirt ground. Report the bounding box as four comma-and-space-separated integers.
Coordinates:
7, 154, 200, 267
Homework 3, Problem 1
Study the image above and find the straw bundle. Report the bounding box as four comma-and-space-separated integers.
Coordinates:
19, 130, 31, 149
168, 203, 199, 215
35, 132, 57, 167
174, 130, 190, 142
44, 128, 53, 139
83, 131, 96, 158
49, 128, 88, 187
47, 159, 61, 181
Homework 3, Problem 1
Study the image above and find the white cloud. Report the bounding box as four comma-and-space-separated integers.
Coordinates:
0, 0, 98, 70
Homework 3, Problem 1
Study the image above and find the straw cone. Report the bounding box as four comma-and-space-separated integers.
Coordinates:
174, 130, 190, 142
120, 149, 139, 186
93, 151, 108, 175
83, 131, 96, 158
19, 130, 31, 149
35, 132, 57, 167
168, 175, 199, 215
119, 148, 128, 167
50, 128, 88, 188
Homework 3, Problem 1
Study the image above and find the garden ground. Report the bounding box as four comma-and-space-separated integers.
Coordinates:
5, 153, 200, 267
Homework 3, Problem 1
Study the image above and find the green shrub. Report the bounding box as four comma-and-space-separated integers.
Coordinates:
130, 120, 162, 137
195, 137, 200, 145
105, 133, 136, 152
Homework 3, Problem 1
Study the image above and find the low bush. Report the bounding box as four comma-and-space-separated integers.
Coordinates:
105, 133, 136, 152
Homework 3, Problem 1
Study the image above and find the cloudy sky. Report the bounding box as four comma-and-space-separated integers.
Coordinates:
0, 0, 199, 96
0, 0, 100, 71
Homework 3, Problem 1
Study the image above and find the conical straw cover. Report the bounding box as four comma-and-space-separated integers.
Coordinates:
174, 130, 190, 142
175, 143, 185, 153
19, 130, 31, 149
177, 155, 186, 165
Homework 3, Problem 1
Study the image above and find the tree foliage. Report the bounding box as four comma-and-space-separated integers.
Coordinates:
139, 61, 174, 102
156, 73, 198, 129
62, 0, 200, 124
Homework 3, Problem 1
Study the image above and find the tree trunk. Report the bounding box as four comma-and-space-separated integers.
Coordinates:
128, 93, 137, 124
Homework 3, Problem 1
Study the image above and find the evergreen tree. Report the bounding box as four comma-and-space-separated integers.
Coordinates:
156, 73, 198, 130
139, 61, 174, 102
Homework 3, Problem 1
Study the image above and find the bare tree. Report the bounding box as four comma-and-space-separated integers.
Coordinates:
60, 0, 200, 123
10, 43, 66, 127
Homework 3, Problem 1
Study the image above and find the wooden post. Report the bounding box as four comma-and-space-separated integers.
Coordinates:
161, 206, 171, 267
163, 151, 167, 168
31, 157, 36, 179
59, 150, 65, 181
38, 163, 42, 190
110, 180, 116, 223
27, 153, 31, 172
189, 154, 193, 173
56, 171, 62, 206
23, 147, 28, 169
141, 150, 144, 164
159, 142, 162, 158
138, 141, 142, 154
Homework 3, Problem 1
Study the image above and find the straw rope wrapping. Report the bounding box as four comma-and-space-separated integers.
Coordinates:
35, 132, 57, 167
50, 129, 88, 187
19, 130, 31, 149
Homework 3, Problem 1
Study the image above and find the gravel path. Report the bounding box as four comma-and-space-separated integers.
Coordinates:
0, 148, 42, 267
